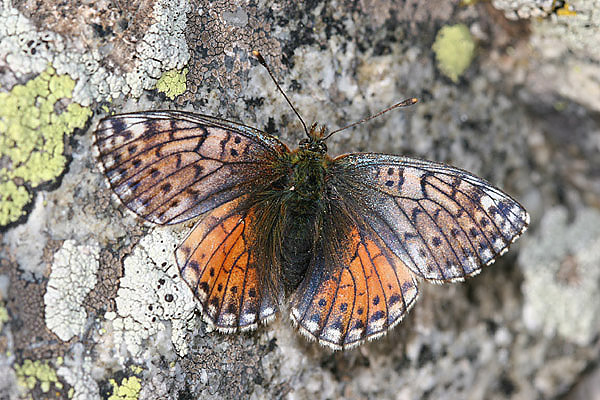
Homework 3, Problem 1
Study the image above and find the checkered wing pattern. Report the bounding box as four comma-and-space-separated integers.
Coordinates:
94, 111, 288, 225
95, 111, 289, 331
176, 195, 278, 331
329, 154, 530, 282
289, 200, 419, 350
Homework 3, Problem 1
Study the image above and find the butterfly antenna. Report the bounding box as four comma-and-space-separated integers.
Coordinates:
253, 50, 310, 138
322, 97, 418, 140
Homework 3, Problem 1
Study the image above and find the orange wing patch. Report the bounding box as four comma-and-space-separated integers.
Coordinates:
290, 227, 418, 350
176, 196, 277, 331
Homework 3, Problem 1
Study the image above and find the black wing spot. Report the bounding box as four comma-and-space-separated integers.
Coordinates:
389, 294, 401, 305
193, 165, 204, 179
226, 304, 236, 314
161, 183, 172, 193
198, 281, 209, 293
370, 310, 385, 322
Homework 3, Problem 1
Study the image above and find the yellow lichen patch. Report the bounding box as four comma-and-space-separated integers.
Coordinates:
15, 359, 63, 394
0, 302, 9, 331
108, 376, 142, 400
0, 66, 92, 226
155, 67, 188, 100
556, 1, 577, 16
432, 24, 476, 83
129, 365, 143, 375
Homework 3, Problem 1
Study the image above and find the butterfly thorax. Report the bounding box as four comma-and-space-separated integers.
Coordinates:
288, 142, 329, 202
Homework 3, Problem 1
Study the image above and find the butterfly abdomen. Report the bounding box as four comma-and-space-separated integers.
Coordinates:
279, 206, 320, 293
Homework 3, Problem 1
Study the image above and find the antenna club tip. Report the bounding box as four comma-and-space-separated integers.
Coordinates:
252, 50, 266, 64
410, 97, 419, 104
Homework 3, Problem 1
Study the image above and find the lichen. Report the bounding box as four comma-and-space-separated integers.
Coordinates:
108, 376, 142, 400
106, 228, 197, 360
432, 24, 476, 83
57, 343, 100, 400
519, 207, 600, 345
0, 180, 29, 228
15, 359, 62, 394
124, 0, 191, 97
44, 240, 101, 341
491, 0, 577, 19
0, 302, 8, 331
1, 4, 190, 106
155, 67, 188, 100
0, 66, 92, 226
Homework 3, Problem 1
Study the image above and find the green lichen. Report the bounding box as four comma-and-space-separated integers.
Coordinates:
129, 365, 143, 375
155, 67, 188, 100
15, 359, 62, 394
0, 302, 8, 330
0, 66, 92, 226
432, 24, 476, 83
108, 376, 142, 400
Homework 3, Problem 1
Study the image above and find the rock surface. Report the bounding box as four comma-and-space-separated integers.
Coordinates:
1, 1, 599, 399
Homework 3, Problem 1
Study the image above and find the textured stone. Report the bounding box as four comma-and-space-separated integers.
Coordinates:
1, 1, 599, 399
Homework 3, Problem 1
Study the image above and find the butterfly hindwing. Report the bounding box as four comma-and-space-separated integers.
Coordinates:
329, 154, 530, 282
290, 203, 419, 350
176, 195, 278, 331
94, 111, 289, 225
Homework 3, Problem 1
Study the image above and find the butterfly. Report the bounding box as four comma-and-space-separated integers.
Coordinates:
94, 52, 529, 350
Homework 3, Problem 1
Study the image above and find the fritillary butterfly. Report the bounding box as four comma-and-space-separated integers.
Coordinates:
94, 52, 529, 350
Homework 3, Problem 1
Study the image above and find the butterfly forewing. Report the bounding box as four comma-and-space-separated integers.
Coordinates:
94, 111, 289, 225
329, 154, 530, 282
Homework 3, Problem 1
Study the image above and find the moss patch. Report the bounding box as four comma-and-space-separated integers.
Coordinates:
0, 66, 92, 226
432, 24, 476, 83
155, 67, 188, 100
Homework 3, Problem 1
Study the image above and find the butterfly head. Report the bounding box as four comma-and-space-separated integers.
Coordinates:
299, 123, 328, 154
